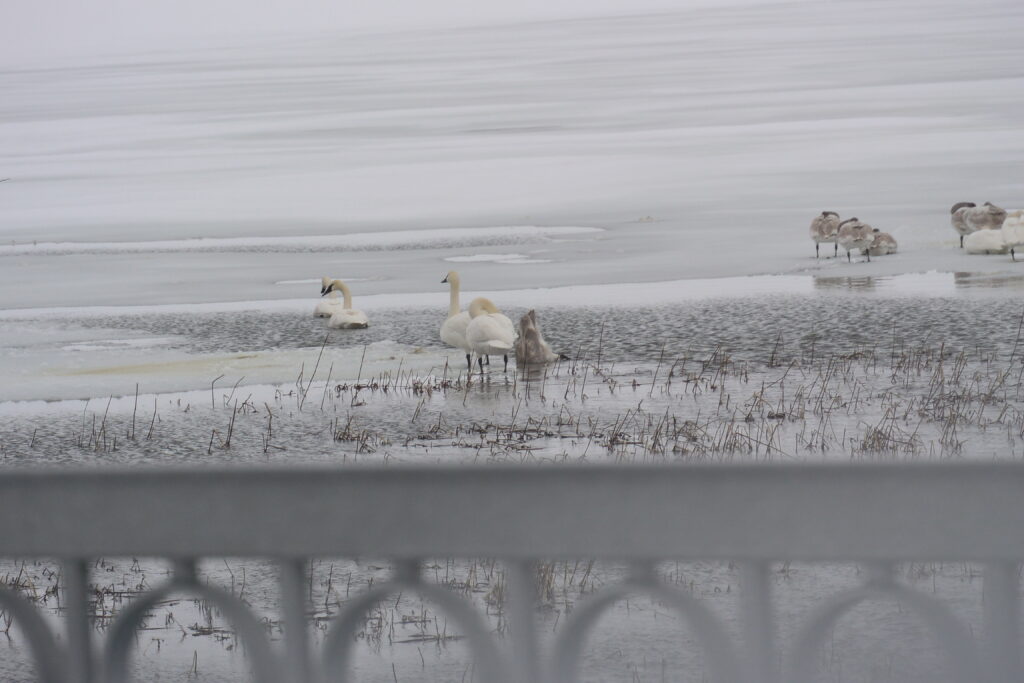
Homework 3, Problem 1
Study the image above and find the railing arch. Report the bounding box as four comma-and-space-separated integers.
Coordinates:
320, 560, 508, 683
789, 564, 982, 683
101, 560, 280, 683
551, 562, 741, 683
0, 586, 65, 683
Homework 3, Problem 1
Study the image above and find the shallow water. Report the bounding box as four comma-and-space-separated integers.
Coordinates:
5, 287, 1022, 374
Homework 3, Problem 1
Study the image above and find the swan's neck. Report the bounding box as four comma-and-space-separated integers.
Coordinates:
448, 280, 461, 318
337, 283, 353, 309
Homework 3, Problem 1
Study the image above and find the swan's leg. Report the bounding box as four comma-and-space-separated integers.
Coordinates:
1013, 248, 1017, 262
485, 355, 491, 366
503, 354, 508, 372
960, 235, 964, 248
815, 242, 819, 258
478, 356, 484, 374
834, 242, 838, 257
865, 249, 871, 263
465, 353, 472, 374
846, 249, 851, 263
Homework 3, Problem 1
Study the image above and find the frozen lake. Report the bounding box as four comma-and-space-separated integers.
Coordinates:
2, 0, 1024, 680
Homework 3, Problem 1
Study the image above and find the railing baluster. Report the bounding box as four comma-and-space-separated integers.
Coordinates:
506, 560, 543, 683
280, 558, 315, 683
63, 559, 93, 683
984, 561, 1021, 683
739, 561, 776, 683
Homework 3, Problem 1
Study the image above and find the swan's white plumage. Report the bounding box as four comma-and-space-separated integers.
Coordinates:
314, 276, 344, 318
439, 271, 472, 356
322, 279, 369, 329
328, 309, 370, 329
466, 297, 515, 367
963, 228, 1008, 254
1001, 210, 1024, 260
441, 312, 471, 349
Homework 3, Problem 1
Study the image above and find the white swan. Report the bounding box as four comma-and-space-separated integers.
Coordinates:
439, 271, 473, 372
963, 227, 1008, 254
866, 229, 898, 256
314, 276, 344, 318
466, 297, 515, 373
837, 217, 874, 262
1001, 210, 1024, 261
321, 279, 369, 329
809, 211, 840, 258
950, 202, 976, 248
514, 310, 559, 365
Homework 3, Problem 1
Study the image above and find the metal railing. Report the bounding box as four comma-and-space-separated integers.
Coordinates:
1, 463, 1023, 682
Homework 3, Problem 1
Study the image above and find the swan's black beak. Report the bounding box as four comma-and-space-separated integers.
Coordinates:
441, 275, 449, 283
320, 287, 331, 297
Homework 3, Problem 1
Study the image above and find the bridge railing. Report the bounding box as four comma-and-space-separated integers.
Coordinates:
1, 463, 1022, 682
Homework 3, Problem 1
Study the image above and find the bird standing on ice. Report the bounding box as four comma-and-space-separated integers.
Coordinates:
314, 276, 344, 318
1001, 210, 1024, 261
950, 202, 976, 248
514, 310, 559, 365
466, 297, 515, 373
837, 218, 874, 262
440, 271, 473, 372
321, 279, 369, 329
809, 211, 840, 258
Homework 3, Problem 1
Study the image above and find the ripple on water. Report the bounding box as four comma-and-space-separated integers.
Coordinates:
44, 294, 1024, 365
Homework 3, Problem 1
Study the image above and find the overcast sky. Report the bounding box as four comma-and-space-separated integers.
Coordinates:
1, 0, 755, 66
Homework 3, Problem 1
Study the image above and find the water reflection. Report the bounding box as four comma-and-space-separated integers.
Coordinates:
953, 272, 1024, 289
814, 271, 1024, 294
813, 276, 877, 292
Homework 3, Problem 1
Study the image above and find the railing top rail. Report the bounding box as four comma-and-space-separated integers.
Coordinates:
2, 463, 1023, 561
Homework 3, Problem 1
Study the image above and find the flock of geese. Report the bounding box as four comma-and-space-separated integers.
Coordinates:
810, 203, 1024, 261
313, 272, 559, 373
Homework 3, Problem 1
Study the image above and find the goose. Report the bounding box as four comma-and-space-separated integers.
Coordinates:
514, 310, 559, 365
963, 227, 1008, 254
439, 271, 473, 372
321, 279, 369, 329
1002, 210, 1024, 261
950, 202, 976, 248
314, 276, 344, 318
837, 218, 874, 262
809, 211, 840, 258
466, 297, 515, 373
866, 229, 898, 256
964, 201, 1007, 233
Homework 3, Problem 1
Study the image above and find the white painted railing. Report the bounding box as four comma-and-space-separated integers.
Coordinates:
1, 463, 1023, 682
